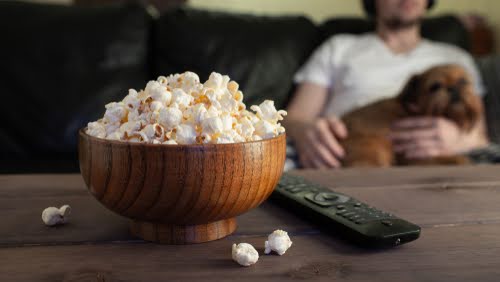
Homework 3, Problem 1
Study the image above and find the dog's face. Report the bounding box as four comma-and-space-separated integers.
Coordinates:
398, 64, 482, 131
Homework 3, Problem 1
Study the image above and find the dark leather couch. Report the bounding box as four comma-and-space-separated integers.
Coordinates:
1, 1, 499, 173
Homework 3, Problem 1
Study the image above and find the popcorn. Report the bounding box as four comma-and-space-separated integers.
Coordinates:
202, 117, 223, 135
105, 123, 120, 136
123, 89, 141, 110
159, 107, 183, 130
204, 89, 222, 109
87, 121, 106, 139
252, 135, 263, 141
179, 71, 201, 93
204, 72, 228, 90
163, 139, 178, 145
176, 124, 197, 145
227, 81, 239, 95
250, 100, 287, 123
232, 243, 259, 267
254, 120, 279, 140
205, 105, 221, 119
216, 130, 245, 144
235, 116, 255, 138
220, 113, 234, 132
150, 101, 164, 113
145, 81, 171, 105
141, 124, 164, 141
171, 88, 194, 109
119, 120, 142, 136
220, 93, 240, 113
234, 90, 244, 103
107, 131, 123, 140
103, 102, 127, 124
86, 71, 287, 144
127, 134, 142, 143
184, 103, 208, 124
42, 205, 71, 226
264, 229, 292, 256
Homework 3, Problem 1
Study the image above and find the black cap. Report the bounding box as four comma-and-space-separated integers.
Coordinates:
361, 0, 436, 17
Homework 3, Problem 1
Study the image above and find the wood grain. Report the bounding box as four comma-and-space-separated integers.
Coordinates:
78, 129, 286, 244
3, 166, 500, 246
2, 166, 500, 281
1, 224, 500, 282
130, 218, 237, 244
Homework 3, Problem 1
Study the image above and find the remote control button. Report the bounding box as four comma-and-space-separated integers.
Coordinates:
336, 209, 347, 214
314, 192, 339, 202
336, 205, 346, 210
349, 214, 361, 219
286, 187, 305, 194
354, 202, 362, 207
322, 193, 339, 200
355, 219, 367, 224
382, 220, 393, 226
304, 193, 337, 207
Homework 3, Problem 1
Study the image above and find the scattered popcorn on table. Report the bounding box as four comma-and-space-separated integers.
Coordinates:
41, 205, 71, 226
232, 243, 259, 266
86, 72, 287, 144
264, 229, 292, 256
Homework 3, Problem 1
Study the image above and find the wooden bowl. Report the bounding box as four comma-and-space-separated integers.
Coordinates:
78, 129, 286, 244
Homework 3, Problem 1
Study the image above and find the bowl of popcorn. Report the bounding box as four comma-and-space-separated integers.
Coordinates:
79, 72, 287, 244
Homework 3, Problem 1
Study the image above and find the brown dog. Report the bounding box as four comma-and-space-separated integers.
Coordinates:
341, 64, 483, 167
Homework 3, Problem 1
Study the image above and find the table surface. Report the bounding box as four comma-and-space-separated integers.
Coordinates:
2, 165, 500, 282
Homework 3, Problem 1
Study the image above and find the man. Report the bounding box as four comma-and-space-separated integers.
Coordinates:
284, 0, 489, 169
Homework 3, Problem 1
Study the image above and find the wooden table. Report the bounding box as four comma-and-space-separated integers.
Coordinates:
2, 165, 500, 281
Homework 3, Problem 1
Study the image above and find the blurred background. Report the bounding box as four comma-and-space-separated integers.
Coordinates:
24, 0, 499, 54
1, 0, 499, 173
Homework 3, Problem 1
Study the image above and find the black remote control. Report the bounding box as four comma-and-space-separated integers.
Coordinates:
271, 173, 421, 248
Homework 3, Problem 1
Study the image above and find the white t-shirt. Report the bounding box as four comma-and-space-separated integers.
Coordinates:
294, 33, 485, 117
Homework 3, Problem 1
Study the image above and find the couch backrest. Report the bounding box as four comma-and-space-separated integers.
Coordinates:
476, 55, 500, 143
0, 1, 151, 173
152, 8, 319, 111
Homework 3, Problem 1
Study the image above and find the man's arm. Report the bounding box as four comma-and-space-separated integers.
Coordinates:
284, 83, 328, 137
284, 83, 347, 168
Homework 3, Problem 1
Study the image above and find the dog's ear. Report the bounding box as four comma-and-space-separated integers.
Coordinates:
398, 74, 421, 114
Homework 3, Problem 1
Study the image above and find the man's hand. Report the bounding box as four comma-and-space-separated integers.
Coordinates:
294, 117, 348, 168
390, 117, 464, 159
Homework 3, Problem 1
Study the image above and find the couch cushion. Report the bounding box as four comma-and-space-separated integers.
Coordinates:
153, 8, 319, 110
320, 15, 470, 51
476, 55, 500, 144
0, 2, 151, 173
